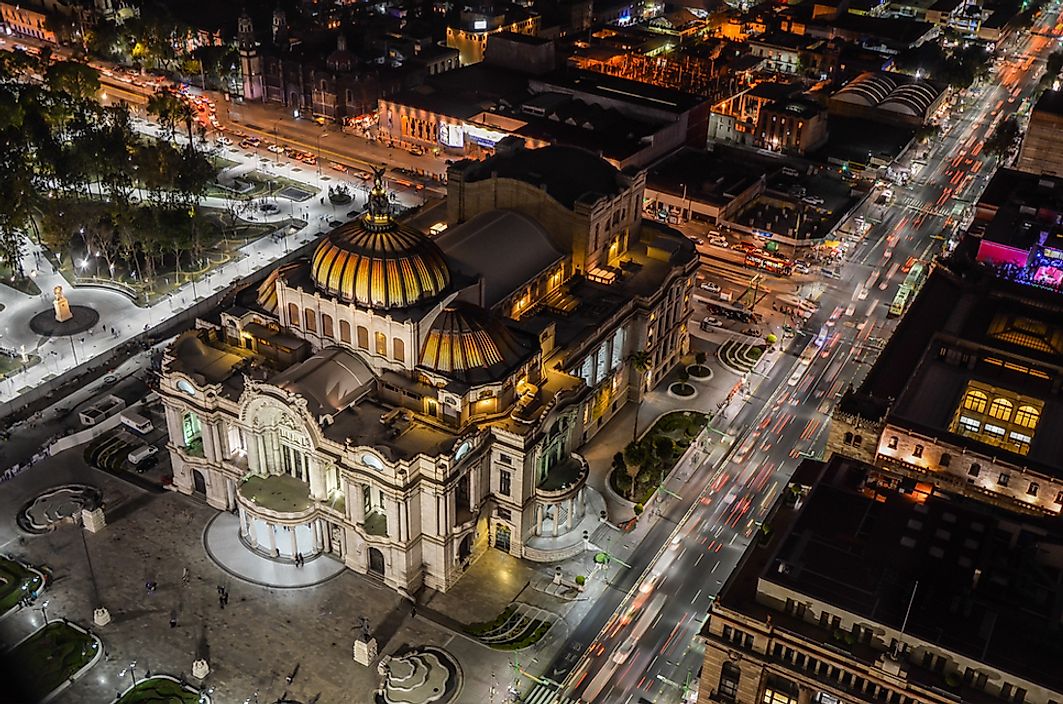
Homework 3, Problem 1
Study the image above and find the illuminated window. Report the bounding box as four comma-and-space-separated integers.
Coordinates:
375, 332, 387, 356
304, 308, 317, 333
958, 416, 980, 433
988, 398, 1013, 421
289, 303, 300, 328
718, 662, 740, 701
340, 320, 351, 344
392, 337, 404, 362
357, 325, 369, 350
983, 423, 1005, 438
1014, 405, 1040, 429
962, 390, 988, 414
321, 313, 334, 338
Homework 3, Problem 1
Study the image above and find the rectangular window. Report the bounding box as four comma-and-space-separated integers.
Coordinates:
496, 507, 511, 520
958, 416, 980, 433
499, 470, 511, 496
968, 463, 981, 477
1009, 431, 1032, 444
499, 454, 512, 465
983, 423, 1005, 438
999, 473, 1010, 487
718, 662, 740, 701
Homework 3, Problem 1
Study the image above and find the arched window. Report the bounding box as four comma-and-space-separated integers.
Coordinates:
375, 332, 387, 356
321, 313, 334, 338
844, 431, 854, 445
392, 337, 404, 362
304, 308, 317, 333
854, 435, 863, 446
357, 325, 369, 350
340, 320, 351, 344
988, 397, 1013, 421
288, 303, 300, 328
1014, 405, 1040, 429
940, 453, 951, 468
962, 389, 988, 413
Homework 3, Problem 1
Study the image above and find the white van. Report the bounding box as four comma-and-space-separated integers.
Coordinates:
120, 411, 153, 434
128, 445, 159, 465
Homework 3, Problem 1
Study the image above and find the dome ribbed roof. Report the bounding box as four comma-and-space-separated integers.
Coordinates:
419, 302, 528, 383
311, 170, 450, 309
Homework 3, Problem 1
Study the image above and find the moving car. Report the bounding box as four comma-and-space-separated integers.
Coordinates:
700, 281, 721, 294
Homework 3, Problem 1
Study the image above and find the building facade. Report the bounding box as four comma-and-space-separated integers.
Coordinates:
158, 146, 696, 594
445, 7, 540, 65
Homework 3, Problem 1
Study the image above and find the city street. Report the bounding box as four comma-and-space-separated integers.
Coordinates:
537, 7, 1063, 703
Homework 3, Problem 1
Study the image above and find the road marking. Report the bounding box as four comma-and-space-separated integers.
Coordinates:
695, 553, 704, 567
712, 560, 720, 573
692, 589, 702, 604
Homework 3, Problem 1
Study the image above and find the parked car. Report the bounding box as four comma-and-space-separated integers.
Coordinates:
699, 281, 721, 294
128, 444, 159, 465
702, 316, 724, 327
707, 236, 729, 248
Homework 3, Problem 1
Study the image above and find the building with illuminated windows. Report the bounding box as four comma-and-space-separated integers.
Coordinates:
697, 455, 1063, 704
157, 144, 697, 594
826, 253, 1063, 518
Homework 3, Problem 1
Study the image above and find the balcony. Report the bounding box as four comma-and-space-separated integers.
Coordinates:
536, 453, 588, 501
362, 509, 388, 537
237, 474, 314, 521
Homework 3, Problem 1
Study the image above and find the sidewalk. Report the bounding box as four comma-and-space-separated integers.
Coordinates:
0, 123, 425, 409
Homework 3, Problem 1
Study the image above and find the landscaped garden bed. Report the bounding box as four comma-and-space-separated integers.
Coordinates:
668, 381, 697, 398
6, 620, 100, 703
0, 556, 46, 616
465, 604, 553, 650
114, 675, 206, 704
609, 411, 709, 504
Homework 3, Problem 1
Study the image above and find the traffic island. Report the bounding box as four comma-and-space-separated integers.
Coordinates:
609, 411, 708, 504
16, 484, 103, 534
113, 675, 209, 704
6, 620, 101, 703
717, 339, 765, 374
28, 305, 100, 337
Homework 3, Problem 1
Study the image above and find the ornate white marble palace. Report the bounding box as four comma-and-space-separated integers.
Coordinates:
158, 143, 698, 594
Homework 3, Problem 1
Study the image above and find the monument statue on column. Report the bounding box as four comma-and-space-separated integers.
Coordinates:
53, 286, 72, 323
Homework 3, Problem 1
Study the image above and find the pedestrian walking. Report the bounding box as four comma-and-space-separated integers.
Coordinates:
218, 594, 225, 610
170, 612, 177, 628
182, 568, 190, 584
222, 590, 229, 606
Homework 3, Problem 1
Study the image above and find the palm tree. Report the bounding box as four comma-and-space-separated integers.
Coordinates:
628, 349, 651, 442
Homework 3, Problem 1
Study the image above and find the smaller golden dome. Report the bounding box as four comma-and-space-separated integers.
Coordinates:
420, 303, 529, 383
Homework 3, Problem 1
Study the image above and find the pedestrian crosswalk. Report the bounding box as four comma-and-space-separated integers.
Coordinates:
522, 682, 581, 704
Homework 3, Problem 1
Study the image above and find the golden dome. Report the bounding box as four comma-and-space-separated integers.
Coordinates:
311, 170, 450, 309
419, 302, 529, 383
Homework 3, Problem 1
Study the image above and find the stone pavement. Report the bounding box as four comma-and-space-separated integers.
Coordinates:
0, 448, 529, 704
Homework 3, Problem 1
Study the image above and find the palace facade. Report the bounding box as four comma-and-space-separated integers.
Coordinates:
158, 143, 697, 594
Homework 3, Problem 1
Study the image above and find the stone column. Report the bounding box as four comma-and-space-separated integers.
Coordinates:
567, 497, 575, 530
247, 434, 261, 474
446, 489, 456, 533
202, 422, 218, 462
289, 526, 298, 557
536, 504, 543, 535
165, 405, 183, 445
351, 483, 365, 523
308, 460, 326, 500
257, 435, 269, 475
267, 523, 278, 557
387, 497, 400, 542
313, 520, 323, 552
553, 503, 560, 537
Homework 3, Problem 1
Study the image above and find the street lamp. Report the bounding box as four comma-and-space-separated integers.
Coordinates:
39, 600, 50, 624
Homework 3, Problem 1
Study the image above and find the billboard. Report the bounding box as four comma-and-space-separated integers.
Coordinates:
438, 123, 465, 149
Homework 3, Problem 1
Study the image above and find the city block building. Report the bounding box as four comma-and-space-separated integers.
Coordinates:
697, 455, 1063, 704
157, 144, 697, 595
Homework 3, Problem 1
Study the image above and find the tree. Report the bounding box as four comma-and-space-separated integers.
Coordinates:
628, 349, 651, 441
45, 61, 100, 102
985, 116, 1021, 160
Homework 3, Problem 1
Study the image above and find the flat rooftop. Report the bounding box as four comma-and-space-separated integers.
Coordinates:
645, 148, 764, 207
717, 457, 1063, 696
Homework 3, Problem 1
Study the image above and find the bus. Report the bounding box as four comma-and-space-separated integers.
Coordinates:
745, 252, 793, 276
888, 261, 928, 317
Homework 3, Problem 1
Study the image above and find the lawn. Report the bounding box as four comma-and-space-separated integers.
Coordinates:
0, 556, 45, 615
6, 621, 99, 703
0, 263, 42, 296
116, 676, 203, 704
207, 170, 314, 202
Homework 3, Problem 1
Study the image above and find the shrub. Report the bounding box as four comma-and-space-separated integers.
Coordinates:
574, 575, 586, 586
633, 503, 644, 515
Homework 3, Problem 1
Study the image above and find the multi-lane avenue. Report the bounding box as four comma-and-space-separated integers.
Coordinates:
537, 6, 1063, 703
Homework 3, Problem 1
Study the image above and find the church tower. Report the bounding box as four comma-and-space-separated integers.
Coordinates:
238, 11, 263, 101
272, 8, 288, 48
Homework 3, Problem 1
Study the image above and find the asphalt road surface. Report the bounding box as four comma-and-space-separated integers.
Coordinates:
536, 8, 1063, 703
